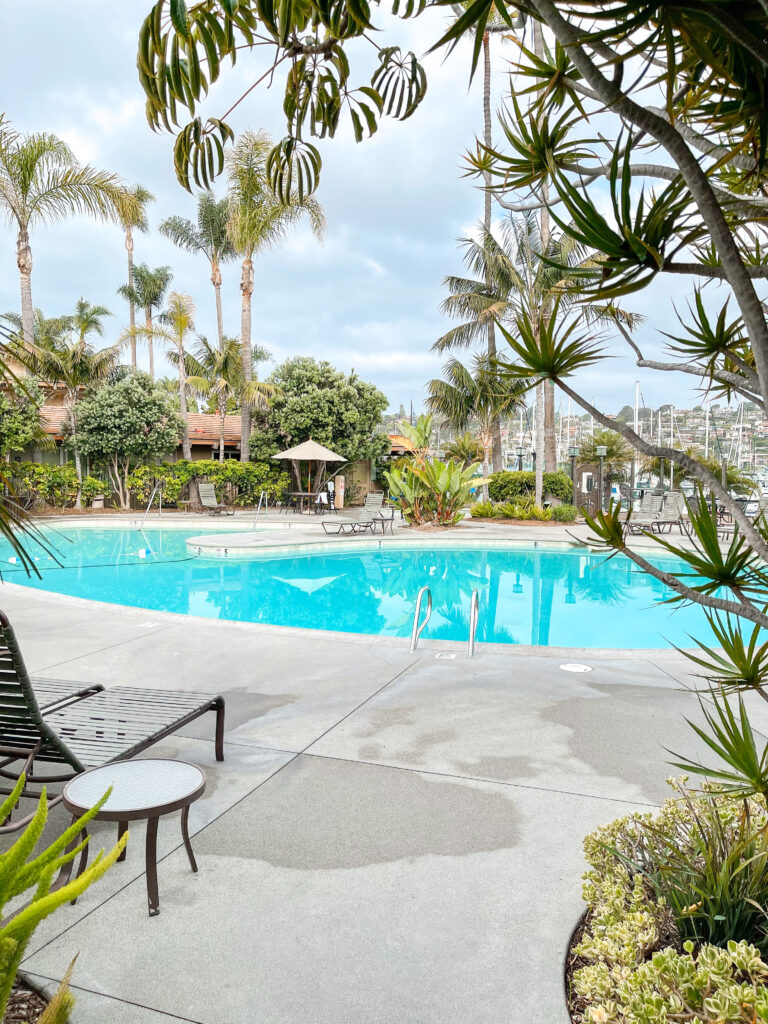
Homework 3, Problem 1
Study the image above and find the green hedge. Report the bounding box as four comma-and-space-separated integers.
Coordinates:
488, 470, 573, 502
10, 462, 106, 508
126, 460, 290, 507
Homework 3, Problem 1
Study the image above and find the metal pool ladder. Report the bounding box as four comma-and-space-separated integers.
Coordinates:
139, 480, 163, 529
409, 585, 432, 652
467, 589, 480, 659
254, 490, 268, 525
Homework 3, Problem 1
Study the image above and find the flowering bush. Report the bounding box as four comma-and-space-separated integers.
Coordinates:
10, 462, 105, 508
126, 459, 289, 507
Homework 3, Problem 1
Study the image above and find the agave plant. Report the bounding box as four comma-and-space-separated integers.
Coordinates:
0, 774, 126, 1020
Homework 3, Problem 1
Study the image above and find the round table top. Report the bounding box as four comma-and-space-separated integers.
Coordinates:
63, 759, 206, 821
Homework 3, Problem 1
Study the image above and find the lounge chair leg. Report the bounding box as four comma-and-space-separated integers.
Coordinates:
214, 698, 225, 761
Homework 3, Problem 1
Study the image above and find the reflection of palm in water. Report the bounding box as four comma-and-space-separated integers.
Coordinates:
7, 532, 714, 646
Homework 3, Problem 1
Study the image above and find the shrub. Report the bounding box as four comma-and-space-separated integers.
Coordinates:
470, 500, 495, 519
572, 781, 768, 1023
488, 470, 573, 503
80, 476, 105, 506
551, 504, 578, 523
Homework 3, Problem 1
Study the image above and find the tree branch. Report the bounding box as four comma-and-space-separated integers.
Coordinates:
617, 546, 768, 630
661, 262, 768, 279
553, 378, 768, 564
530, 0, 768, 404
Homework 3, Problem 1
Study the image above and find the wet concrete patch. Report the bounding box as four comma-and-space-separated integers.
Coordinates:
193, 754, 520, 869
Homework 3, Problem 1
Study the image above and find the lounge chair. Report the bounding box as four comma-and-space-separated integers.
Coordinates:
0, 611, 225, 833
654, 491, 687, 533
623, 492, 664, 535
198, 481, 234, 516
321, 492, 385, 535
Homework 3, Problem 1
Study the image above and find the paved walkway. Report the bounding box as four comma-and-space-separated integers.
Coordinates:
0, 516, 738, 1023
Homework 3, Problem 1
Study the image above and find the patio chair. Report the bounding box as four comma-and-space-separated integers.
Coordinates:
321, 492, 385, 535
0, 610, 225, 833
198, 482, 235, 516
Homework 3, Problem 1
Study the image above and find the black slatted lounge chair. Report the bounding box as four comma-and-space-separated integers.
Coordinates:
0, 611, 225, 833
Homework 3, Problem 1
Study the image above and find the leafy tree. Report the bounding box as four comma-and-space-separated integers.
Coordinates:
0, 383, 45, 458
159, 192, 236, 351
118, 183, 155, 367
251, 357, 389, 467
0, 118, 136, 347
116, 263, 173, 380
74, 371, 184, 508
184, 335, 276, 461
18, 299, 118, 507
426, 353, 526, 496
226, 131, 325, 459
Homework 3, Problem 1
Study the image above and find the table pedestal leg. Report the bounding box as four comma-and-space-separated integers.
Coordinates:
117, 820, 128, 862
181, 805, 198, 872
145, 816, 160, 917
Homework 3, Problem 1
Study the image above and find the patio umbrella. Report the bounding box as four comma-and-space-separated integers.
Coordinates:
272, 438, 346, 497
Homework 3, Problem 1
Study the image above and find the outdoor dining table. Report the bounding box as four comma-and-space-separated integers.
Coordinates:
288, 491, 329, 513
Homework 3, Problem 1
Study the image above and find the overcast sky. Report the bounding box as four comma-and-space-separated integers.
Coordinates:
0, 2, 746, 419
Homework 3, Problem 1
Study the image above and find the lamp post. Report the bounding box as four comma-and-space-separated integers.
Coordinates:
596, 445, 607, 513
515, 445, 525, 472
568, 445, 579, 492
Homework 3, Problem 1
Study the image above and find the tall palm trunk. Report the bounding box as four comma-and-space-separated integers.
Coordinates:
482, 31, 503, 474
219, 407, 226, 462
533, 21, 549, 501
239, 254, 254, 461
177, 346, 191, 460
145, 309, 154, 380
17, 226, 34, 347
70, 399, 83, 510
212, 257, 224, 351
544, 381, 557, 471
126, 226, 137, 367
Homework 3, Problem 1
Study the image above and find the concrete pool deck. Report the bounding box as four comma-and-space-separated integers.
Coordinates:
0, 513, 747, 1023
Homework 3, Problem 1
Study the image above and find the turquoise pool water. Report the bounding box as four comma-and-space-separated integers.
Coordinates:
0, 525, 717, 648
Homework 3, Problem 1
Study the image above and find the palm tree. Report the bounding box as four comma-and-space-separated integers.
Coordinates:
436, 213, 638, 498
426, 353, 527, 497
226, 130, 325, 460
0, 119, 136, 347
444, 431, 483, 467
159, 193, 236, 351
20, 299, 118, 507
183, 336, 277, 461
122, 292, 196, 458
117, 264, 173, 380
118, 184, 155, 368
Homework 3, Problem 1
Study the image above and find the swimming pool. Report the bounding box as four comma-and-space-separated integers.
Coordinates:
0, 524, 719, 649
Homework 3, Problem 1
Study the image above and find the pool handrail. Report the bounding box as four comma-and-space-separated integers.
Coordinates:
409, 585, 432, 652
467, 589, 479, 659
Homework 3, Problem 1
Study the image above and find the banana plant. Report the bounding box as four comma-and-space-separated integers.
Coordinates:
385, 456, 485, 525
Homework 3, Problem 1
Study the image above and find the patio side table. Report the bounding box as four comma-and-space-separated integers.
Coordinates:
63, 759, 206, 917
